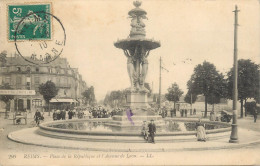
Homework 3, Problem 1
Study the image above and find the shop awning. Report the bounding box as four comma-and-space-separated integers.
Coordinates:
50, 98, 76, 103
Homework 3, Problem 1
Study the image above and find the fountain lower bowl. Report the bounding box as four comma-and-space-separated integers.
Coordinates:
36, 118, 231, 143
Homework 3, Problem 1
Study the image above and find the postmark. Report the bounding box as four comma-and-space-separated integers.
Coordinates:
14, 11, 66, 65
8, 3, 51, 41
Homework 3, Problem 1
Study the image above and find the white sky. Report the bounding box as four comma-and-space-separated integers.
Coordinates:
0, 0, 259, 101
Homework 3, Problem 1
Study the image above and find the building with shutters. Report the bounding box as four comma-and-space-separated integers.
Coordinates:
0, 54, 87, 112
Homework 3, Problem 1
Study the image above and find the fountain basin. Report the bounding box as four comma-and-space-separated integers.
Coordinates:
36, 118, 231, 143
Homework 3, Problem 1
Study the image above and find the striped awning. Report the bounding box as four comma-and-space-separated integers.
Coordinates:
50, 98, 76, 103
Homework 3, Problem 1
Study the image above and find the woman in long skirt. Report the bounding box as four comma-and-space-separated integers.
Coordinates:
196, 119, 207, 142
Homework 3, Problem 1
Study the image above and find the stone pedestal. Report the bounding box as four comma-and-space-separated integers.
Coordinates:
125, 91, 149, 110
106, 90, 165, 132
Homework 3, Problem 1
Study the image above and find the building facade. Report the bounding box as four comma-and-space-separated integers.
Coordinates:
0, 54, 87, 112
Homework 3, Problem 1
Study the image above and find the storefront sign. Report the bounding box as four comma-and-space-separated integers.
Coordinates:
0, 90, 36, 95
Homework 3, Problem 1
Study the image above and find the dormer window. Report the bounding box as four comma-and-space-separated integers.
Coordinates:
26, 67, 31, 73
17, 67, 21, 72
48, 68, 52, 73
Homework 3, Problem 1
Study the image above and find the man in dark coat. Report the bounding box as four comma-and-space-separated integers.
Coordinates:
34, 109, 41, 126
148, 120, 156, 143
68, 109, 73, 119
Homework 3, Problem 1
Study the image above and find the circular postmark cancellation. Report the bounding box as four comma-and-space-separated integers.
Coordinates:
14, 11, 66, 65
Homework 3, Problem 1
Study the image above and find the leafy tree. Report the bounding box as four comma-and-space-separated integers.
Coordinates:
39, 81, 59, 115
82, 86, 96, 106
207, 73, 227, 112
184, 80, 197, 105
184, 91, 197, 105
103, 90, 127, 108
0, 83, 14, 118
190, 61, 225, 117
0, 51, 7, 67
227, 59, 260, 117
165, 82, 183, 109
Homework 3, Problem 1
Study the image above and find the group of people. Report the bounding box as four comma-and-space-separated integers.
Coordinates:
89, 107, 110, 118
158, 107, 197, 118
180, 109, 196, 117
52, 109, 73, 120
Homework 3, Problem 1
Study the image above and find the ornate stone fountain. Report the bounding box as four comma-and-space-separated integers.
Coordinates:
112, 0, 163, 129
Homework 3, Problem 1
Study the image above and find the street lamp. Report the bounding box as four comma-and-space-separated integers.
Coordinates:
229, 5, 239, 143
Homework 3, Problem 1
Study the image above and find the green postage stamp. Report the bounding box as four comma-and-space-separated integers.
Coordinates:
8, 3, 51, 41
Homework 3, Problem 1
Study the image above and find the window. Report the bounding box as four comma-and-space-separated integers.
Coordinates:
16, 77, 22, 89
34, 77, 40, 85
26, 67, 31, 73
17, 67, 21, 72
56, 77, 60, 86
5, 77, 11, 85
26, 76, 31, 90
36, 67, 39, 72
48, 68, 52, 73
56, 68, 60, 74
26, 82, 30, 90
64, 78, 68, 86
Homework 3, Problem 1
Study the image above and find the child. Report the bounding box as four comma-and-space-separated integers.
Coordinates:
142, 121, 148, 142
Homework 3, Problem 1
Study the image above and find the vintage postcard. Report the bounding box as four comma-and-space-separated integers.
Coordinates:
0, 0, 259, 165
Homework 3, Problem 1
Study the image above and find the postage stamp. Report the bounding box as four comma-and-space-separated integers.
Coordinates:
8, 3, 51, 41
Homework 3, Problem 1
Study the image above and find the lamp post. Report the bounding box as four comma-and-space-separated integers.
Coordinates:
229, 5, 239, 143
190, 80, 193, 115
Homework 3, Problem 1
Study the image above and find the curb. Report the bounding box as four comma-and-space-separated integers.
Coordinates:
7, 130, 260, 152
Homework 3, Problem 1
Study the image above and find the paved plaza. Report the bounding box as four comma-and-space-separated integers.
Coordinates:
0, 114, 260, 165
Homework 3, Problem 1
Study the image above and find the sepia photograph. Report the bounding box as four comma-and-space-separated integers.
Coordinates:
0, 0, 259, 165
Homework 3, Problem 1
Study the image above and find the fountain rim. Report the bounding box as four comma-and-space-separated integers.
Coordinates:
114, 38, 161, 50
39, 118, 231, 137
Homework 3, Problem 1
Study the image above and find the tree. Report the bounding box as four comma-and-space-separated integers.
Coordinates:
227, 59, 260, 117
184, 91, 197, 105
0, 51, 7, 67
103, 90, 127, 108
39, 81, 59, 115
165, 83, 183, 109
190, 61, 226, 117
0, 83, 14, 119
184, 80, 197, 105
82, 86, 96, 106
207, 73, 227, 112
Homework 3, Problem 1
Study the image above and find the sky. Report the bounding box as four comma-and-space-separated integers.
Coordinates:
0, 0, 259, 101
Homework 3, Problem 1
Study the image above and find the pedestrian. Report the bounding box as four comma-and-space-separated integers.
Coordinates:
34, 109, 41, 126
56, 109, 61, 120
53, 110, 57, 121
181, 109, 184, 117
193, 109, 196, 115
142, 121, 148, 142
61, 109, 66, 120
253, 107, 258, 123
196, 119, 207, 142
68, 109, 73, 119
170, 108, 174, 117
148, 119, 156, 144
